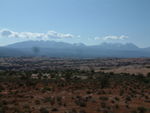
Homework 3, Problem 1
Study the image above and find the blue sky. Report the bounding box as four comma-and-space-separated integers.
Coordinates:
0, 0, 150, 47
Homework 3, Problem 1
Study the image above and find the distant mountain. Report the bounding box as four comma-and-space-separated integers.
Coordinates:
0, 47, 26, 57
98, 42, 138, 50
0, 40, 150, 58
7, 40, 75, 48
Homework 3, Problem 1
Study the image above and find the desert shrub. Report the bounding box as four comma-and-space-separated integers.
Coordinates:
75, 99, 87, 107
131, 110, 137, 113
0, 85, 5, 92
114, 97, 120, 101
99, 75, 110, 89
41, 87, 51, 93
126, 96, 131, 102
23, 104, 31, 112
0, 106, 5, 113
25, 79, 37, 86
145, 95, 149, 99
65, 109, 77, 113
111, 100, 115, 104
120, 89, 124, 96
23, 104, 30, 109
126, 104, 130, 109
35, 100, 41, 105
12, 107, 21, 113
137, 107, 147, 113
43, 97, 52, 103
147, 72, 150, 77
40, 107, 49, 113
86, 90, 92, 94
115, 104, 119, 109
136, 74, 148, 84
108, 91, 112, 94
1, 100, 8, 105
101, 102, 106, 108
99, 96, 109, 101
0, 94, 3, 97
79, 110, 86, 113
103, 110, 109, 113
51, 108, 58, 112
56, 96, 62, 102
56, 96, 62, 105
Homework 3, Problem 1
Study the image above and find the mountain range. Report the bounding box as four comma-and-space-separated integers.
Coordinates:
0, 40, 150, 58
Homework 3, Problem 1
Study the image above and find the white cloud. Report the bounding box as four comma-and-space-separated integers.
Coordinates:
0, 29, 74, 40
95, 35, 128, 40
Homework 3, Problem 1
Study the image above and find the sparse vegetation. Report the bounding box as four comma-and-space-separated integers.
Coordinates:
0, 57, 150, 113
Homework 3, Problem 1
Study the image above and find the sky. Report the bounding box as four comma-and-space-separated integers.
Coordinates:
0, 0, 150, 47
